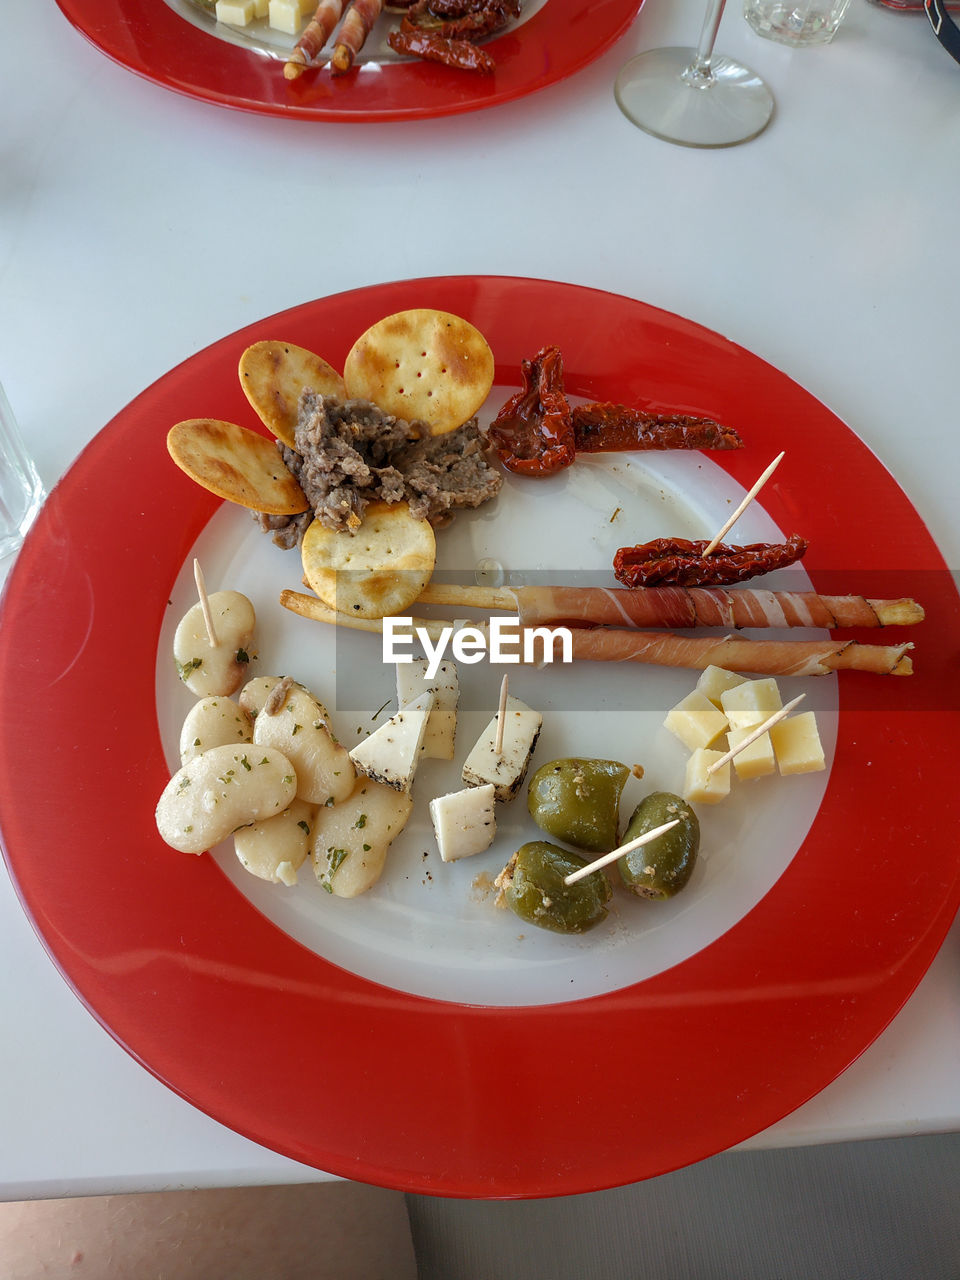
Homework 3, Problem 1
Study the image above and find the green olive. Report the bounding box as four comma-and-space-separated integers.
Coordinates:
527, 757, 630, 853
495, 841, 612, 934
618, 792, 699, 900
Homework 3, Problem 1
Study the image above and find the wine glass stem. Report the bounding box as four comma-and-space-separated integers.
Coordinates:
684, 0, 727, 87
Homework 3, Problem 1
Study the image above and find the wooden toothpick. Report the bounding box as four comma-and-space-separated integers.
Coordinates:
494, 674, 509, 755
707, 693, 806, 774
563, 819, 681, 886
702, 451, 786, 557
193, 558, 219, 648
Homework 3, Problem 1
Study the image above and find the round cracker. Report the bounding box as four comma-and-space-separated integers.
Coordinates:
343, 309, 494, 437
239, 340, 345, 448
167, 419, 309, 515
301, 502, 436, 619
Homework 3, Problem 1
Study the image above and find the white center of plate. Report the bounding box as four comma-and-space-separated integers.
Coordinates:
156, 432, 834, 1008
165, 0, 548, 62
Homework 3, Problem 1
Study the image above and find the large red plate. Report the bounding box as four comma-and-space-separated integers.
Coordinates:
1, 277, 958, 1198
53, 0, 642, 121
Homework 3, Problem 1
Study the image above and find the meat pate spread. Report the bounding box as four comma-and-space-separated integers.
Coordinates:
258, 390, 502, 545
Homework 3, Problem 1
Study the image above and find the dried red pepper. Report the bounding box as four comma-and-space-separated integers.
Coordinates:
613, 535, 808, 588
486, 345, 576, 475
572, 403, 743, 453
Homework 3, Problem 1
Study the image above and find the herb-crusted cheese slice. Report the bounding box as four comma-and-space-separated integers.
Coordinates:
349, 690, 434, 793
395, 658, 459, 760
461, 694, 542, 802
429, 783, 496, 862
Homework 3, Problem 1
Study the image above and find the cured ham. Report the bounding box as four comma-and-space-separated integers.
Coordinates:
561, 629, 914, 677
332, 0, 384, 72
507, 585, 925, 631
279, 590, 915, 677
284, 0, 346, 77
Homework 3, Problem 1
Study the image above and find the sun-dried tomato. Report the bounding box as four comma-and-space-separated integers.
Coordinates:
572, 403, 743, 453
613, 535, 808, 588
486, 345, 576, 476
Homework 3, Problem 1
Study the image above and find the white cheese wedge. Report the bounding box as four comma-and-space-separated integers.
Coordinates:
696, 665, 748, 709
664, 689, 729, 751
725, 721, 776, 781
770, 712, 826, 775
461, 694, 542, 802
683, 747, 731, 805
349, 691, 434, 793
720, 677, 783, 729
429, 784, 496, 863
396, 658, 459, 761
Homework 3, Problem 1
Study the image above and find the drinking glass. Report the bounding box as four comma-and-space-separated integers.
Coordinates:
0, 382, 44, 562
744, 0, 852, 44
615, 0, 774, 148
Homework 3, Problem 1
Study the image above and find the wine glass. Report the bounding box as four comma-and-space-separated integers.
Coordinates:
614, 0, 774, 148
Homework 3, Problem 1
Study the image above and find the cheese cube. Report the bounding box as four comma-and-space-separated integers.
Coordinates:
770, 712, 825, 775
349, 691, 433, 793
720, 678, 782, 729
664, 689, 728, 751
268, 0, 302, 32
683, 748, 730, 805
696, 665, 748, 709
462, 694, 542, 802
429, 784, 496, 863
396, 659, 459, 761
216, 0, 255, 22
725, 722, 776, 781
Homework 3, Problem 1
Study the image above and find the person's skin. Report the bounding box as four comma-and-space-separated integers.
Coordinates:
0, 1182, 417, 1279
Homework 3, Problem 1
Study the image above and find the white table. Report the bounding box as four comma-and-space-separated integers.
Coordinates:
2, 0, 958, 1200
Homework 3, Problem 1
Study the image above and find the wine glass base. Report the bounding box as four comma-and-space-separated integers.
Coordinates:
615, 47, 774, 148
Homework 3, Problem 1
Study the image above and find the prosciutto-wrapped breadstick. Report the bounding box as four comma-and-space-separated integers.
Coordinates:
413, 583, 925, 630
279, 590, 915, 677
331, 0, 384, 73
561, 629, 913, 677
508, 585, 925, 631
284, 0, 346, 78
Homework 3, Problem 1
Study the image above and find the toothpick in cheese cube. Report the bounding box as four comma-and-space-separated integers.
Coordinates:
348, 691, 434, 794
683, 747, 731, 805
268, 0, 302, 32
461, 694, 542, 802
429, 784, 496, 863
395, 658, 459, 761
770, 711, 825, 775
725, 721, 776, 780
696, 665, 748, 709
216, 0, 255, 22
720, 677, 782, 729
664, 689, 729, 751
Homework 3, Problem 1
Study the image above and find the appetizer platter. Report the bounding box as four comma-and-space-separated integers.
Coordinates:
1, 276, 958, 1198
53, 0, 642, 121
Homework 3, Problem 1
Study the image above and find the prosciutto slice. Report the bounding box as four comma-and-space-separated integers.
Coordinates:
284, 0, 346, 77
560, 629, 914, 677
511, 586, 924, 631
332, 0, 384, 72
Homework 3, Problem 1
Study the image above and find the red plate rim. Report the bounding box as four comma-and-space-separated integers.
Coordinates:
53, 0, 643, 122
1, 275, 958, 1199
